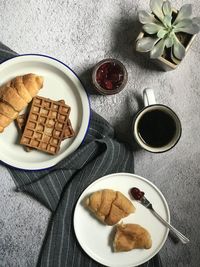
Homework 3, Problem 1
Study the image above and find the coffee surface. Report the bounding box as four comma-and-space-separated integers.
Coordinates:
137, 109, 176, 148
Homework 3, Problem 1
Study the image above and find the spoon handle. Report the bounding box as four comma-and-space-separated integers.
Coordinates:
151, 209, 190, 244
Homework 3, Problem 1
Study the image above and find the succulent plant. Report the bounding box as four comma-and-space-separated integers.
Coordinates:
136, 0, 200, 63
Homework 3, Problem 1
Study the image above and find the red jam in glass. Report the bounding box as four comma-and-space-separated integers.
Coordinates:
130, 187, 144, 200
96, 62, 124, 91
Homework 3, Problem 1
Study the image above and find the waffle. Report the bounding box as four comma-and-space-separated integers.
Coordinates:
16, 111, 74, 141
63, 118, 75, 139
16, 114, 27, 130
16, 114, 32, 152
58, 100, 75, 140
20, 96, 71, 155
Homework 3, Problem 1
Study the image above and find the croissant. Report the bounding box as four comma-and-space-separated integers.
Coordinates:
0, 73, 43, 132
113, 223, 152, 252
85, 189, 135, 225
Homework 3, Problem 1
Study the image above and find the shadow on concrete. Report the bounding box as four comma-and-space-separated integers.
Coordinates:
113, 93, 144, 151
78, 67, 99, 95
111, 16, 163, 72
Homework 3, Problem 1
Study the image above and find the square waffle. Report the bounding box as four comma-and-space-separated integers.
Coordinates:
16, 111, 74, 142
20, 96, 71, 155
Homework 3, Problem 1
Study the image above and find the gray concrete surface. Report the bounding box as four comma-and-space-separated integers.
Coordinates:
0, 0, 200, 266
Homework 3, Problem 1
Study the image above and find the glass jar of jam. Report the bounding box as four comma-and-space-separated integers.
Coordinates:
92, 58, 128, 95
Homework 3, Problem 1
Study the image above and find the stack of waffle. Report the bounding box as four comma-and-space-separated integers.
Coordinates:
16, 96, 75, 155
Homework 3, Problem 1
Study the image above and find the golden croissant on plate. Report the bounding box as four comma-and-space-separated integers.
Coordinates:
0, 73, 43, 132
113, 223, 152, 252
85, 189, 135, 225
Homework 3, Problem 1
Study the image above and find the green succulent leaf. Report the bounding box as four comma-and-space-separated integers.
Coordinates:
157, 28, 167, 38
150, 38, 166, 58
136, 37, 160, 52
174, 19, 193, 29
143, 22, 164, 34
173, 34, 185, 60
192, 17, 200, 27
150, 0, 164, 21
162, 1, 172, 17
174, 23, 200, 34
138, 10, 158, 24
174, 4, 192, 25
163, 14, 172, 27
165, 36, 174, 48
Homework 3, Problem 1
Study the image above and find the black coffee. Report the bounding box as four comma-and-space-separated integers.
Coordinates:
137, 109, 176, 148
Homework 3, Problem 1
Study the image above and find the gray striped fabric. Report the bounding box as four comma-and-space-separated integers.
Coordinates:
0, 43, 162, 267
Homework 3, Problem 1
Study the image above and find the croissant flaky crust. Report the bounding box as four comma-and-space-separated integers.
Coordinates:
113, 223, 152, 252
85, 189, 135, 225
0, 73, 43, 132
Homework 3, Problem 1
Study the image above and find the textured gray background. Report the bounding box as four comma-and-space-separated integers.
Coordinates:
0, 0, 200, 266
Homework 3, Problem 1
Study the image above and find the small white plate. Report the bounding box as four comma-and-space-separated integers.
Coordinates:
74, 172, 170, 267
0, 54, 90, 170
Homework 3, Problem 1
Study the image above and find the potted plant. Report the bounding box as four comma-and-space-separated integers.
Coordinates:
136, 0, 200, 71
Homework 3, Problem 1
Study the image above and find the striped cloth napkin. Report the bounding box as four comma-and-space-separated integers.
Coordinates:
0, 42, 162, 267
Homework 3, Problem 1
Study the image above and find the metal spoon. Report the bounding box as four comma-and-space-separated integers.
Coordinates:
139, 195, 190, 244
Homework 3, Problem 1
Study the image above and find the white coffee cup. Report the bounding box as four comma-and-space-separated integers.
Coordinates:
133, 88, 182, 153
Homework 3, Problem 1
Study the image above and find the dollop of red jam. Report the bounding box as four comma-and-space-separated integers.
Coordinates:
96, 62, 124, 90
130, 187, 144, 200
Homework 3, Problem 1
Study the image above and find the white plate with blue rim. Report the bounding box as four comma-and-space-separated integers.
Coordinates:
0, 54, 90, 170
74, 172, 170, 267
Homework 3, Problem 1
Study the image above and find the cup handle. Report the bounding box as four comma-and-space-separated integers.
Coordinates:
143, 88, 156, 107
